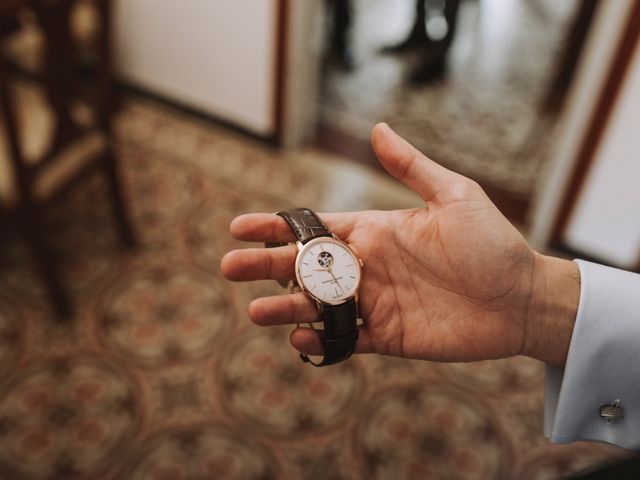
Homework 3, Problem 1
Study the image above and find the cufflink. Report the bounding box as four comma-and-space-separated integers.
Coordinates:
599, 399, 624, 422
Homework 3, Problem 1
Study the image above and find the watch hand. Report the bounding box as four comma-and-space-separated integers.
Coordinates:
327, 268, 344, 292
321, 276, 343, 284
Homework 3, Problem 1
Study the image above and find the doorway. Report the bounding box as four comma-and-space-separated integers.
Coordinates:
315, 0, 589, 223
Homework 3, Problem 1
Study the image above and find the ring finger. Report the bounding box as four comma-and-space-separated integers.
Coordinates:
249, 292, 319, 326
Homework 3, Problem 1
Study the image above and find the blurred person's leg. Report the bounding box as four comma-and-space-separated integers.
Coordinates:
380, 0, 428, 52
411, 0, 461, 83
329, 0, 354, 69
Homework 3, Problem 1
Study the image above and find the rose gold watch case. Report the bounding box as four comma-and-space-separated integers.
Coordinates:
294, 236, 362, 307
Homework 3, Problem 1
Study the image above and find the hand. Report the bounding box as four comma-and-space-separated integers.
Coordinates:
221, 124, 580, 367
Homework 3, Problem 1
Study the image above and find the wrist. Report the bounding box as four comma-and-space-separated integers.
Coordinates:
522, 254, 581, 367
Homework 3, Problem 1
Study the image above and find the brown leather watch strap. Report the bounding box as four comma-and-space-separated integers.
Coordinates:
277, 208, 332, 244
301, 298, 358, 366
276, 208, 359, 367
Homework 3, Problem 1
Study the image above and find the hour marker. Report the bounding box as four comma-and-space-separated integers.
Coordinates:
350, 275, 356, 279
334, 287, 339, 297
303, 262, 309, 265
303, 274, 312, 278
311, 285, 316, 290
322, 292, 326, 299
346, 263, 354, 267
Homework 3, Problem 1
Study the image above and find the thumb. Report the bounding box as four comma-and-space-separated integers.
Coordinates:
371, 122, 455, 201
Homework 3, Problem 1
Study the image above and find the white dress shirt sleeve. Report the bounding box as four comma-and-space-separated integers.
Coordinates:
544, 259, 640, 451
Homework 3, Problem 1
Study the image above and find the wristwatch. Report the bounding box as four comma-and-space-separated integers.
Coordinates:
270, 208, 362, 366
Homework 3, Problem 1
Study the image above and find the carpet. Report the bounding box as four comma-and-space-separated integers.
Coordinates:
0, 97, 627, 479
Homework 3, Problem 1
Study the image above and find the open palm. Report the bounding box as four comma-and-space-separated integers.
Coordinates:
222, 124, 576, 366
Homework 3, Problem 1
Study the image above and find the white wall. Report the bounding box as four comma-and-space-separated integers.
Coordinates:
113, 0, 278, 137
563, 43, 640, 268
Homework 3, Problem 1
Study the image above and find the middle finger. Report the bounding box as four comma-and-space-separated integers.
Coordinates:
221, 245, 297, 281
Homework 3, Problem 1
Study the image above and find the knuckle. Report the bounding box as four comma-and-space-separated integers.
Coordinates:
270, 217, 280, 239
448, 178, 480, 201
263, 251, 274, 278
394, 149, 418, 181
403, 150, 422, 179
287, 295, 300, 322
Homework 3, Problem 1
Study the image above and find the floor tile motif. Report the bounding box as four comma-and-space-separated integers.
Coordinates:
0, 97, 628, 479
0, 299, 22, 370
219, 327, 365, 437
0, 355, 139, 479
99, 263, 231, 367
354, 384, 508, 479
124, 425, 280, 480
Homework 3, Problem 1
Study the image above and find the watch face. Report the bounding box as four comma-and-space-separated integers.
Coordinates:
295, 237, 361, 305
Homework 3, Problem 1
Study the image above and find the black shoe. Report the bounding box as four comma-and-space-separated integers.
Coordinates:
380, 33, 430, 54
329, 45, 355, 71
409, 53, 447, 84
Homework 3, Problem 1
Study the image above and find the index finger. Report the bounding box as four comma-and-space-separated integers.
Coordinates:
229, 212, 356, 243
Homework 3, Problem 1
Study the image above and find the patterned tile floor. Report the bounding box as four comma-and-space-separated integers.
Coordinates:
0, 97, 629, 479
320, 0, 577, 195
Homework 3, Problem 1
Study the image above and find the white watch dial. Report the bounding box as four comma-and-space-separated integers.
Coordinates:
295, 237, 361, 304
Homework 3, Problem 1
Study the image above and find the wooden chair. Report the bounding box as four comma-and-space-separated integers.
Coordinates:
0, 0, 134, 317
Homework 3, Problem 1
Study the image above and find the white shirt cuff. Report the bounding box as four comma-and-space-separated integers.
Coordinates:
544, 259, 640, 450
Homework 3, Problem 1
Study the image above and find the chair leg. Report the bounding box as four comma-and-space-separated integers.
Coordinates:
20, 211, 72, 318
103, 144, 136, 248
